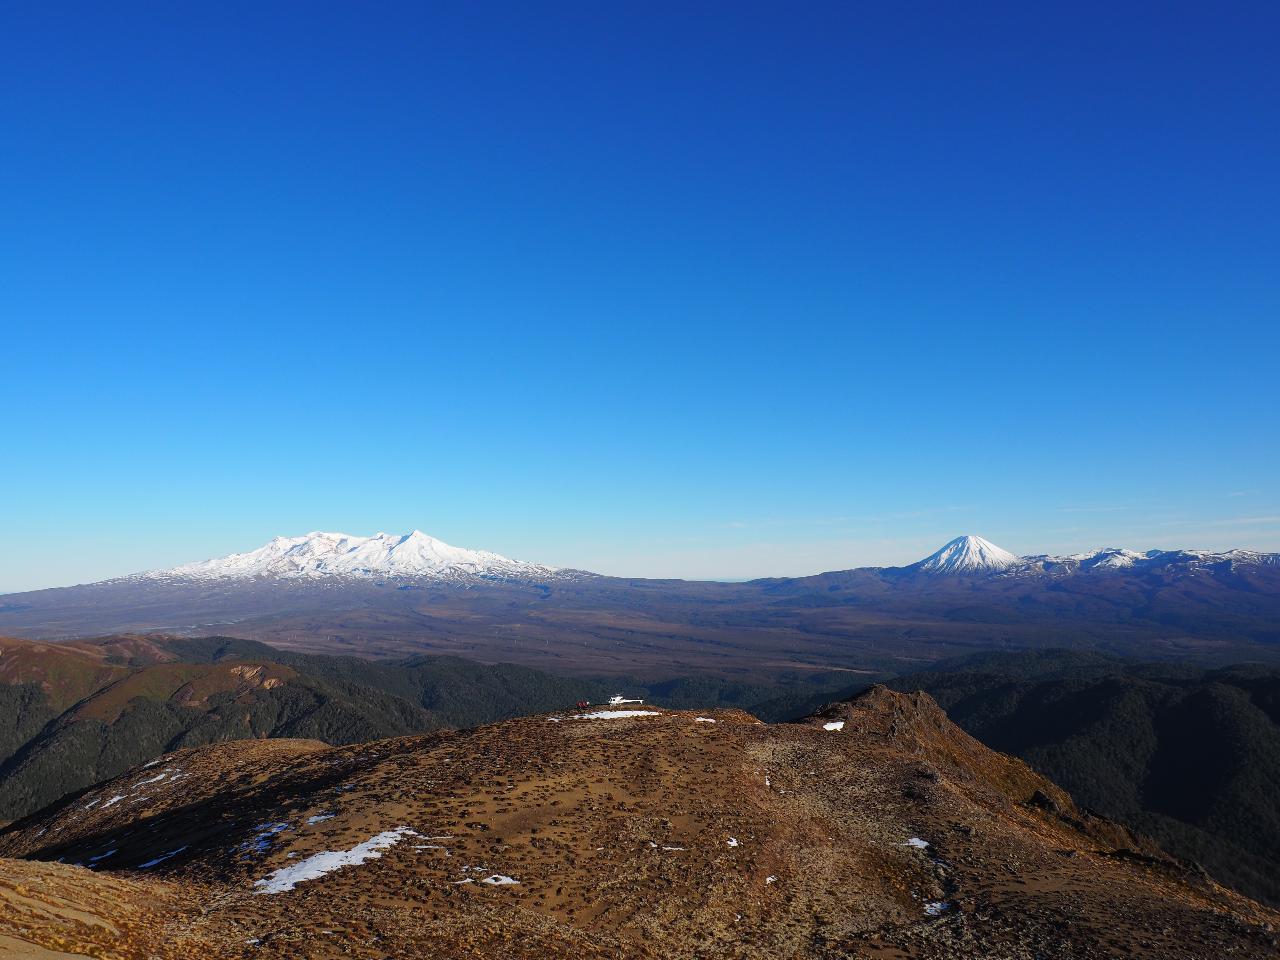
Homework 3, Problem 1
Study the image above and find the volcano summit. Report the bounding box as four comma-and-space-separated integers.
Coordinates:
138, 530, 567, 583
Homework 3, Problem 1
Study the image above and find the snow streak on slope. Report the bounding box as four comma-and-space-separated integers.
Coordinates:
139, 531, 564, 583
913, 536, 1020, 573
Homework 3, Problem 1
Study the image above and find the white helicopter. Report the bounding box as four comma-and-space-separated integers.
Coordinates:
606, 693, 645, 706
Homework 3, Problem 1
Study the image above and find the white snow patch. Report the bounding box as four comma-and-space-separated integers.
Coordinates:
101, 795, 127, 809
575, 710, 661, 720
236, 822, 291, 856
924, 901, 949, 916
695, 717, 716, 723
726, 838, 739, 848
306, 813, 335, 825
138, 846, 187, 869
481, 875, 519, 885
765, 875, 777, 884
903, 838, 929, 849
822, 721, 845, 731
254, 827, 417, 894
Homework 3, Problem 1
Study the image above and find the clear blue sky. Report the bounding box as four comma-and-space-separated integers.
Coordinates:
2, 2, 1277, 591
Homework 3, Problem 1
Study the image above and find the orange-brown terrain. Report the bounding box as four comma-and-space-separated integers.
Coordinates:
0, 688, 1275, 959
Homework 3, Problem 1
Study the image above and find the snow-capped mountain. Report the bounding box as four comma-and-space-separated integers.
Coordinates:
911, 535, 1021, 573
0, 530, 1276, 670
906, 536, 1279, 577
1021, 546, 1280, 576
138, 531, 565, 583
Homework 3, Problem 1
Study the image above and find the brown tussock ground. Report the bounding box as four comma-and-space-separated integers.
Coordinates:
0, 687, 1275, 959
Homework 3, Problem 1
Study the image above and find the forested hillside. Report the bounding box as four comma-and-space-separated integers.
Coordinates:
0, 634, 859, 822
883, 651, 1280, 906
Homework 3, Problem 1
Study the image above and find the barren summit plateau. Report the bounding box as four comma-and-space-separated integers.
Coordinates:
0, 688, 1275, 959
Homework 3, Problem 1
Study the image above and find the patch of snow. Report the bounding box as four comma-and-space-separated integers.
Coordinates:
101, 795, 127, 809
822, 721, 845, 731
575, 709, 662, 720
306, 813, 335, 825
924, 901, 949, 916
254, 827, 418, 894
765, 875, 777, 884
138, 846, 188, 869
89, 850, 116, 862
695, 717, 716, 723
903, 838, 929, 849
481, 875, 519, 885
235, 822, 291, 857
726, 838, 739, 848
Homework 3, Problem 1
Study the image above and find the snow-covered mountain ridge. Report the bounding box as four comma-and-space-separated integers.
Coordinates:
904, 535, 1279, 577
115, 531, 1280, 587
135, 531, 568, 583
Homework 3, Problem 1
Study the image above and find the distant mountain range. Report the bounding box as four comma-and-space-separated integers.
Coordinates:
105, 530, 1280, 584
909, 534, 1279, 577
2, 533, 1278, 675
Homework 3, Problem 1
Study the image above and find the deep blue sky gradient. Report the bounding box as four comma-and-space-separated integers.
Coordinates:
2, 2, 1278, 589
